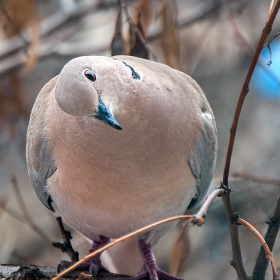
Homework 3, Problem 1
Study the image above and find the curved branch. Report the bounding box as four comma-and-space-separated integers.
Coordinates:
237, 218, 279, 280
220, 1, 280, 279
193, 188, 225, 225
223, 0, 280, 186
252, 195, 280, 280
52, 188, 223, 280
52, 215, 194, 280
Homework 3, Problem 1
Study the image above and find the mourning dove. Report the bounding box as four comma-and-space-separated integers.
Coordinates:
26, 55, 217, 280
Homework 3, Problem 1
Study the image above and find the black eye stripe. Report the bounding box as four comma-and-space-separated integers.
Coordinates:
121, 61, 141, 80
84, 69, 97, 82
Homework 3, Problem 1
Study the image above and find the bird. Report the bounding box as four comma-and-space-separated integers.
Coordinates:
26, 55, 217, 280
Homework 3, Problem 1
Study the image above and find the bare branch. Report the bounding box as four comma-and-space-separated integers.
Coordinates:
264, 31, 280, 47
220, 184, 248, 280
0, 197, 7, 219
228, 11, 280, 84
0, 1, 97, 60
267, 0, 276, 21
52, 217, 79, 262
0, 264, 129, 280
169, 226, 190, 277
221, 2, 280, 279
53, 215, 193, 280
0, 1, 29, 51
11, 176, 51, 243
0, 264, 57, 279
223, 0, 280, 187
237, 218, 279, 280
0, 198, 29, 223
160, 0, 184, 71
52, 188, 222, 280
148, 0, 225, 42
0, 0, 233, 75
110, 1, 125, 56
232, 172, 280, 186
252, 195, 280, 280
193, 189, 225, 225
227, 11, 254, 54
169, 188, 225, 276
121, 0, 151, 58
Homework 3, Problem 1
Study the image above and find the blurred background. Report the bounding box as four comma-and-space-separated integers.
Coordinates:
0, 0, 280, 279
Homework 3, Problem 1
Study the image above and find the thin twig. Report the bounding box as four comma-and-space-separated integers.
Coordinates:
228, 10, 280, 84
237, 218, 279, 280
0, 0, 97, 59
0, 1, 29, 54
252, 195, 280, 280
110, 0, 125, 56
232, 172, 280, 186
0, 198, 29, 223
120, 0, 152, 58
220, 185, 248, 279
0, 197, 8, 219
52, 188, 223, 280
227, 11, 254, 54
52, 215, 194, 280
223, 0, 280, 186
0, 0, 228, 75
188, 19, 217, 76
220, 2, 280, 279
52, 217, 79, 262
11, 176, 51, 242
267, 0, 276, 22
193, 188, 225, 225
264, 31, 280, 47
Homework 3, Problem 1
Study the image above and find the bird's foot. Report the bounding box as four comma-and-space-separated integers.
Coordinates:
130, 240, 184, 280
57, 259, 109, 276
130, 265, 184, 280
57, 236, 110, 277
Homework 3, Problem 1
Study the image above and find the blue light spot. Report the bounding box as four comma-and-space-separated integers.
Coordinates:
251, 39, 280, 99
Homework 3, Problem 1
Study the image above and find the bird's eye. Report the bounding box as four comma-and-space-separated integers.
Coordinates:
84, 69, 97, 82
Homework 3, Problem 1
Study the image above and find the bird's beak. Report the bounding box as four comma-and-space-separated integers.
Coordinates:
94, 97, 122, 130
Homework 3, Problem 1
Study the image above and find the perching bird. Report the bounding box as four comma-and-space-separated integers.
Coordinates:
26, 55, 217, 280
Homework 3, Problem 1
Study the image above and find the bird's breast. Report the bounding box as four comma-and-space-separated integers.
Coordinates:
46, 91, 199, 241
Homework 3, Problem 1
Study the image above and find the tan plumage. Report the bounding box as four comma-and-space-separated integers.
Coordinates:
26, 55, 217, 279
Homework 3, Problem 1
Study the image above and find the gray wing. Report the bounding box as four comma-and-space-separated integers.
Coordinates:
187, 111, 218, 209
26, 77, 58, 211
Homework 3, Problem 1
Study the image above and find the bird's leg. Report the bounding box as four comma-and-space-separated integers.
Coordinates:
57, 236, 110, 276
130, 240, 184, 280
87, 236, 110, 276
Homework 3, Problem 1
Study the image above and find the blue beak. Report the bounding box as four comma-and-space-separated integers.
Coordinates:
94, 97, 122, 130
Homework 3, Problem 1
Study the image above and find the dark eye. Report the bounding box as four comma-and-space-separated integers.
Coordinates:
84, 69, 97, 82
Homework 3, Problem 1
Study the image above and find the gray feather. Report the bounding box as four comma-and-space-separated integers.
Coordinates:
30, 140, 56, 211
26, 77, 58, 211
187, 112, 217, 209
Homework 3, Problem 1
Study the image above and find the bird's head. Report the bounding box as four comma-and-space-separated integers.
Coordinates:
54, 56, 138, 130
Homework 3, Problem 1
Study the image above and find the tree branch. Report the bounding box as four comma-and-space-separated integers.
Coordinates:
0, 197, 7, 220
52, 188, 224, 280
52, 216, 79, 262
220, 184, 248, 280
0, 0, 237, 75
231, 172, 280, 186
0, 264, 130, 280
11, 176, 51, 243
220, 1, 280, 279
252, 195, 280, 280
237, 218, 279, 280
0, 1, 97, 60
223, 0, 280, 187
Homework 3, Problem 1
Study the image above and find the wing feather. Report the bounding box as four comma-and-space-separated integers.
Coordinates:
187, 110, 217, 209
26, 77, 58, 211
